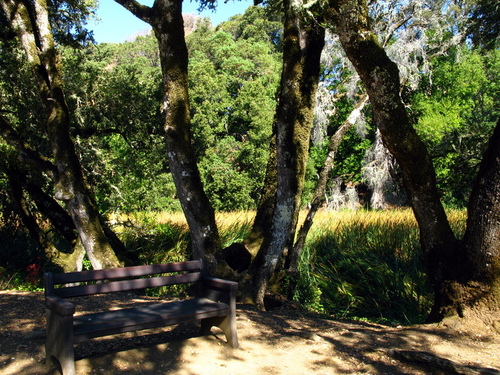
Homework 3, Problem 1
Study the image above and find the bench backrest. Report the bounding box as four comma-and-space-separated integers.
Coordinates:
44, 260, 203, 299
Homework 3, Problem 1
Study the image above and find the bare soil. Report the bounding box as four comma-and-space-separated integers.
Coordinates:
1, 290, 500, 375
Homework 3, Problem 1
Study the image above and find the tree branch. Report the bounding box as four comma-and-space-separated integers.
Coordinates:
114, 0, 154, 24
0, 114, 57, 179
288, 93, 369, 275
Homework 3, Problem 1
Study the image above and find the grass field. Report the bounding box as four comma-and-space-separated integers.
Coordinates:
120, 208, 467, 324
1, 208, 467, 324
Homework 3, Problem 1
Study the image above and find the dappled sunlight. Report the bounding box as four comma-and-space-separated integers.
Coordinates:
1, 291, 499, 374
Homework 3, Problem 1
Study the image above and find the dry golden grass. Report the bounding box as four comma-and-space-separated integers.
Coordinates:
146, 208, 467, 236
151, 211, 256, 231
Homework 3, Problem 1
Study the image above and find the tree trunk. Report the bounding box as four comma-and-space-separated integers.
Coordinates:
2, 0, 122, 270
116, 0, 222, 273
425, 118, 500, 322
248, 0, 325, 309
325, 0, 500, 322
458, 118, 500, 306
1, 115, 135, 264
243, 131, 278, 256
7, 174, 85, 273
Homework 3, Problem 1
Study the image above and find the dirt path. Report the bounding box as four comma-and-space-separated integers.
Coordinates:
1, 290, 499, 374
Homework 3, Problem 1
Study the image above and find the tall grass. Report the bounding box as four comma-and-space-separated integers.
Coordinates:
138, 209, 467, 324
116, 211, 254, 296
154, 210, 255, 245
1, 208, 467, 325
298, 209, 467, 324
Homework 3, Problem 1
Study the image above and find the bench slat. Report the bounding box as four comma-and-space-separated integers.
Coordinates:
73, 298, 228, 341
53, 272, 202, 298
51, 260, 202, 285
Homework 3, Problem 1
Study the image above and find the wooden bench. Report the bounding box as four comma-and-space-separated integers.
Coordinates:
44, 259, 238, 375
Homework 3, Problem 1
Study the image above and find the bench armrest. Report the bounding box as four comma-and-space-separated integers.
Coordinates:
45, 295, 76, 316
202, 277, 238, 292
201, 277, 238, 305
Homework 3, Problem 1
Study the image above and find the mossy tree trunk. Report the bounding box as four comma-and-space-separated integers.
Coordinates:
325, 0, 500, 322
246, 0, 325, 309
458, 118, 500, 317
243, 131, 278, 256
116, 0, 222, 272
1, 0, 122, 270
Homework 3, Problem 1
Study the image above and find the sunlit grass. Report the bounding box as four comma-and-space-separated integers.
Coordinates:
134, 208, 468, 324
296, 208, 467, 324
1, 207, 468, 324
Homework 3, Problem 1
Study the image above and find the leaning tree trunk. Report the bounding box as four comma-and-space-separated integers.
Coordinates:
325, 0, 466, 321
287, 93, 369, 297
248, 0, 325, 309
116, 0, 222, 273
1, 0, 122, 270
7, 174, 85, 272
1, 114, 133, 266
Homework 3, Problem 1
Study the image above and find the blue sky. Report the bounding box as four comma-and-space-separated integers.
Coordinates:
91, 0, 253, 44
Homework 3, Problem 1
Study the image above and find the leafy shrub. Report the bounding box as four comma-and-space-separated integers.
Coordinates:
119, 213, 192, 297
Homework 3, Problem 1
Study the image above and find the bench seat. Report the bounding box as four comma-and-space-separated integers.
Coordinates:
72, 298, 229, 341
44, 260, 238, 375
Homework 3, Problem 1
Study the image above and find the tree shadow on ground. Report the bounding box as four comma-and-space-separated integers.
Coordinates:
241, 302, 500, 375
1, 291, 499, 375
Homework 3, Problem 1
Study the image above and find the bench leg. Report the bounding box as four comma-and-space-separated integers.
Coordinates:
45, 309, 76, 375
201, 314, 239, 349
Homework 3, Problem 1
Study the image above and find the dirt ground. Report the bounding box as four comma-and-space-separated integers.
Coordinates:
1, 290, 500, 375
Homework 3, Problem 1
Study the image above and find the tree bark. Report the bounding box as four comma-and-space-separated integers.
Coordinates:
325, 0, 500, 321
243, 130, 278, 256
116, 0, 222, 273
462, 118, 500, 288
248, 0, 325, 309
1, 0, 122, 270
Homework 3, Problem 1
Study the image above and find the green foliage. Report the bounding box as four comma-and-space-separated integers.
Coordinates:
0, 37, 48, 151
217, 6, 283, 50
199, 138, 256, 211
412, 48, 500, 207
53, 6, 282, 214
61, 38, 176, 214
48, 0, 99, 47
303, 96, 374, 206
187, 12, 281, 210
304, 213, 433, 324
333, 130, 373, 183
467, 0, 500, 50
0, 225, 45, 291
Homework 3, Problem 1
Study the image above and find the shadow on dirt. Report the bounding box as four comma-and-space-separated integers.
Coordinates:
1, 291, 499, 375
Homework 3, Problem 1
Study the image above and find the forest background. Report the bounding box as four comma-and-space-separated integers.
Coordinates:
1, 0, 499, 325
